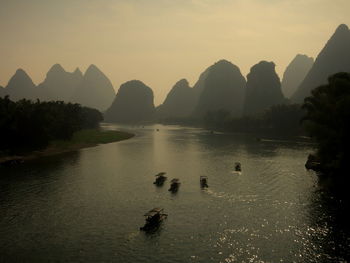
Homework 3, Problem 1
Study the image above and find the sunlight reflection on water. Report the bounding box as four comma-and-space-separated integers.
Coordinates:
0, 124, 349, 262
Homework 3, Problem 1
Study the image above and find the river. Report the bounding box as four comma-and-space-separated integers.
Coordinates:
0, 124, 349, 262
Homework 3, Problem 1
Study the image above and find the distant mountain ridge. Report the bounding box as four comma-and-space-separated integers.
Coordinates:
72, 65, 115, 111
37, 64, 83, 102
156, 58, 289, 121
282, 54, 314, 98
292, 24, 350, 102
1, 64, 115, 111
2, 24, 349, 121
3, 69, 38, 101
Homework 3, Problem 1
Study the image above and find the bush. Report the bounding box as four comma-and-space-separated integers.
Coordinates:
302, 72, 350, 184
0, 96, 103, 153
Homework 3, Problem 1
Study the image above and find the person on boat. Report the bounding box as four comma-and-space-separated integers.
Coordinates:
235, 162, 241, 172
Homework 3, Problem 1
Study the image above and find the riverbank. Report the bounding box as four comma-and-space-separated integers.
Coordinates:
0, 129, 134, 165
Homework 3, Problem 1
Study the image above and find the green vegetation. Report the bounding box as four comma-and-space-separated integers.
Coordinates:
51, 129, 134, 150
0, 96, 103, 154
0, 96, 135, 161
302, 72, 350, 189
0, 129, 134, 163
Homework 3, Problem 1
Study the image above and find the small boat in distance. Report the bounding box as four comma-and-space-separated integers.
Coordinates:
200, 176, 208, 188
140, 208, 167, 231
153, 172, 167, 186
168, 178, 181, 193
234, 162, 242, 172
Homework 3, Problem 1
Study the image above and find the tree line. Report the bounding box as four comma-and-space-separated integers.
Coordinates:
203, 72, 350, 194
1, 72, 349, 194
0, 96, 103, 154
202, 104, 305, 136
161, 72, 349, 194
302, 72, 350, 190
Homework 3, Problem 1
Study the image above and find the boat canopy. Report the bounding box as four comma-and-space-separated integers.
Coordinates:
144, 208, 164, 217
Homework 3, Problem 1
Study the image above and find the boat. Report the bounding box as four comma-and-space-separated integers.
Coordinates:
200, 176, 208, 188
168, 178, 181, 193
234, 162, 242, 172
140, 208, 167, 231
153, 172, 167, 186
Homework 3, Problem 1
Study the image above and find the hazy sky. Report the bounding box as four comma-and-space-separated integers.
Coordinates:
1, 0, 349, 105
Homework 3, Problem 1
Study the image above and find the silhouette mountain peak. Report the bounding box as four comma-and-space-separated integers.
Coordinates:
282, 54, 314, 98
329, 24, 350, 43
155, 78, 195, 120
250, 61, 276, 73
4, 68, 37, 100
72, 64, 115, 111
335, 24, 349, 34
14, 68, 29, 76
215, 59, 231, 65
105, 80, 155, 123
86, 64, 101, 74
173, 79, 190, 89
193, 59, 246, 117
244, 60, 284, 116
10, 69, 35, 86
212, 59, 239, 69
2, 64, 114, 109
48, 64, 65, 75
73, 67, 83, 77
292, 24, 350, 101
122, 79, 144, 87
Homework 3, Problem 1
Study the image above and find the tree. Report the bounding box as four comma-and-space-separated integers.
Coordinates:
263, 104, 304, 134
0, 96, 103, 153
302, 72, 350, 185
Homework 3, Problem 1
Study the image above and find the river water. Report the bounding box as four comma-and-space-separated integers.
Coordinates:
0, 124, 349, 262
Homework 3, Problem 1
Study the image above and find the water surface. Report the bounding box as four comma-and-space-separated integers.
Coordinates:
0, 124, 349, 262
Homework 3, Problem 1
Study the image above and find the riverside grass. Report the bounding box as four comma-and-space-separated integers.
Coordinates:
51, 129, 134, 149
0, 129, 134, 164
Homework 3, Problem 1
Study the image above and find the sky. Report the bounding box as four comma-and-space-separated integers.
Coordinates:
0, 0, 350, 105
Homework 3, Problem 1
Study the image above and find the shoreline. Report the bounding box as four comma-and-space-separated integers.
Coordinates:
0, 129, 134, 166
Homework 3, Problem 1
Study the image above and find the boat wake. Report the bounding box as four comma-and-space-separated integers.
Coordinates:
203, 189, 258, 204
231, 171, 242, 176
126, 231, 139, 242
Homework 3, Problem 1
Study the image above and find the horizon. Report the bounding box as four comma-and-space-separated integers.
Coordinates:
1, 0, 350, 105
